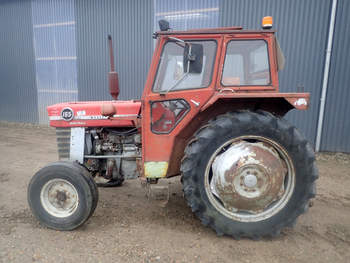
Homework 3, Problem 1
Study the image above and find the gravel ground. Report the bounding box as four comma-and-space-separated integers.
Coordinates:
0, 121, 350, 263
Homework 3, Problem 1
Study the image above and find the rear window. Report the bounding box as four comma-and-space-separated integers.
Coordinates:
222, 40, 271, 86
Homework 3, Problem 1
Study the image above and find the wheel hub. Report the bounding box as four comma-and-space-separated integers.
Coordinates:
56, 190, 67, 203
243, 173, 257, 188
40, 179, 79, 218
211, 140, 287, 213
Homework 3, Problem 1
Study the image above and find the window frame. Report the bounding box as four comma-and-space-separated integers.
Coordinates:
152, 39, 218, 93
221, 39, 272, 87
150, 99, 191, 134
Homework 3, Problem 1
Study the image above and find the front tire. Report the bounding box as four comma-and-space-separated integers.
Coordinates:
28, 161, 98, 230
180, 110, 318, 239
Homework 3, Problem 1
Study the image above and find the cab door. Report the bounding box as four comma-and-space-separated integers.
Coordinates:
141, 34, 222, 178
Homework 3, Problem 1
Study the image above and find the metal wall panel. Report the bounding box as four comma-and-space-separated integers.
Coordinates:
0, 0, 38, 123
31, 0, 78, 124
320, 0, 350, 152
154, 0, 219, 31
219, 0, 332, 144
75, 0, 154, 101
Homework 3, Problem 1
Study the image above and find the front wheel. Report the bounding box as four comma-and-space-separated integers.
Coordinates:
28, 161, 98, 230
181, 110, 318, 239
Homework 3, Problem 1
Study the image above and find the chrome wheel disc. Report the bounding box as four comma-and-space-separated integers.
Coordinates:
40, 179, 79, 218
204, 136, 295, 222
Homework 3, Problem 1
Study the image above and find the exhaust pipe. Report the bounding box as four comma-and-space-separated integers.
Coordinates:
108, 35, 119, 100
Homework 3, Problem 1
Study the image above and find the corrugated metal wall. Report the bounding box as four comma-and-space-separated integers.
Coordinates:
154, 0, 219, 31
219, 0, 332, 145
0, 0, 38, 123
31, 0, 78, 124
320, 0, 350, 152
75, 0, 154, 101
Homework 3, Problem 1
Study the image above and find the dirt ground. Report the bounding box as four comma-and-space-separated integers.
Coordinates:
0, 121, 349, 263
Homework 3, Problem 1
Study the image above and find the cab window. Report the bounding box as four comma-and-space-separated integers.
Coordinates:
222, 40, 271, 86
153, 40, 217, 92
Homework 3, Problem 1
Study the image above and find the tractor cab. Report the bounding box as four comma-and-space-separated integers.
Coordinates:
141, 21, 308, 179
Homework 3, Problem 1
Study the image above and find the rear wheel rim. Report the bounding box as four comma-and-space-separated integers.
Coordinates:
40, 178, 79, 218
204, 135, 295, 222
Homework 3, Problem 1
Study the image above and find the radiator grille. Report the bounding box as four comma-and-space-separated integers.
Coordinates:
56, 128, 70, 160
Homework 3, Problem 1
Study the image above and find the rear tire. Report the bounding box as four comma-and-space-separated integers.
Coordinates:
28, 161, 97, 230
181, 110, 318, 239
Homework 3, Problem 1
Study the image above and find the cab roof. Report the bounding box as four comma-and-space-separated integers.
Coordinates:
154, 27, 275, 37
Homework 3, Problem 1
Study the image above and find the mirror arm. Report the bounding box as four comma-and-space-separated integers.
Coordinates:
187, 44, 196, 61
183, 44, 192, 72
168, 37, 187, 48
168, 37, 185, 43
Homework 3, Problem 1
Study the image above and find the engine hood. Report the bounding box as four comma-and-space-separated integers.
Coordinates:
47, 100, 141, 128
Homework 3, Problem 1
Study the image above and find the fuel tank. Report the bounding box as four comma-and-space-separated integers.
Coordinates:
47, 100, 141, 128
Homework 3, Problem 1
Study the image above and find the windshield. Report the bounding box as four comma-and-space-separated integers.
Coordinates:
153, 40, 217, 93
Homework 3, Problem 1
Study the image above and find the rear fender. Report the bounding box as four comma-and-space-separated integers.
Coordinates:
166, 92, 310, 177
201, 92, 310, 115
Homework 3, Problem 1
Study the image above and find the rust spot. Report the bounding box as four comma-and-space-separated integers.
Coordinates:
136, 158, 143, 177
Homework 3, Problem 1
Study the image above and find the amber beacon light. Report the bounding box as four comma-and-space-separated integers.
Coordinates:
262, 16, 273, 29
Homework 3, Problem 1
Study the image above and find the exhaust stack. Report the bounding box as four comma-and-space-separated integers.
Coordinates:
108, 35, 119, 100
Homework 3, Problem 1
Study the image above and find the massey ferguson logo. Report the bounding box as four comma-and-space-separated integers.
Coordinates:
61, 107, 74, 121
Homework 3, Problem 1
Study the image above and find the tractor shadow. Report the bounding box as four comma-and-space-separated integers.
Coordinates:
86, 177, 212, 235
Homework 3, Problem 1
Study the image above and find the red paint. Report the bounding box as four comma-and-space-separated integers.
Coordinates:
47, 100, 141, 128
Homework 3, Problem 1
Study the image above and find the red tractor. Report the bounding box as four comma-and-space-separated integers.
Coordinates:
28, 18, 317, 239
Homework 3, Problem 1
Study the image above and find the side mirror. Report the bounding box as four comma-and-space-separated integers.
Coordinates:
183, 43, 203, 74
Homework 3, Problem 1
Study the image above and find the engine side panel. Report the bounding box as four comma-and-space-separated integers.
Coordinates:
47, 100, 141, 128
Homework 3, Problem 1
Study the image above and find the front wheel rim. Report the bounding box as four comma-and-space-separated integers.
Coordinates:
40, 178, 79, 218
204, 135, 295, 223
